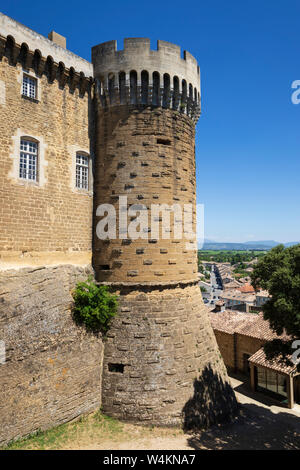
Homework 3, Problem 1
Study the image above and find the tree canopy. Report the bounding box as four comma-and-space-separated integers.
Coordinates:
251, 244, 300, 370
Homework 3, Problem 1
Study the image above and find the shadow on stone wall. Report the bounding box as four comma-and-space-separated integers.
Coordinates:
182, 365, 239, 431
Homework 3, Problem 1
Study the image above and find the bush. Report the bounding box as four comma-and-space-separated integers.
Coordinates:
72, 277, 118, 332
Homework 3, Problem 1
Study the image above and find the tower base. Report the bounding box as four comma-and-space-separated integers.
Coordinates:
102, 281, 238, 428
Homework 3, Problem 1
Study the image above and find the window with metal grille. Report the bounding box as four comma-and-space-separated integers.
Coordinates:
76, 153, 89, 190
19, 139, 38, 181
22, 74, 37, 99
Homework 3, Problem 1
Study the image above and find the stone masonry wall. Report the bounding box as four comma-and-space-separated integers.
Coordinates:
93, 106, 198, 283
102, 282, 237, 426
0, 264, 103, 446
213, 330, 235, 370
95, 104, 238, 426
0, 54, 93, 268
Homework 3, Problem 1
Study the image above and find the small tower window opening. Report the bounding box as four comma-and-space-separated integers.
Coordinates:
76, 153, 89, 190
162, 73, 170, 108
22, 74, 37, 99
194, 87, 197, 103
152, 71, 160, 106
157, 138, 171, 146
108, 73, 115, 104
181, 80, 187, 110
188, 83, 193, 114
141, 70, 149, 105
172, 76, 179, 109
19, 138, 38, 181
119, 72, 126, 104
108, 363, 124, 373
130, 70, 137, 104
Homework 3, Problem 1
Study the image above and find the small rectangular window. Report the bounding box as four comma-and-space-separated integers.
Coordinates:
19, 139, 38, 181
108, 363, 124, 373
76, 154, 89, 190
157, 138, 171, 146
22, 75, 37, 99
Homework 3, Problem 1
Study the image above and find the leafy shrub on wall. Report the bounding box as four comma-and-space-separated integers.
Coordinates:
72, 277, 118, 332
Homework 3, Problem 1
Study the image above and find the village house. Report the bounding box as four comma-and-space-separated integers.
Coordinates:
210, 311, 300, 409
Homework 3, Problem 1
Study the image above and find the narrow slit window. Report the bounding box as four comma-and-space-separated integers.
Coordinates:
76, 153, 89, 190
22, 74, 37, 99
100, 265, 110, 270
19, 139, 38, 181
157, 138, 171, 146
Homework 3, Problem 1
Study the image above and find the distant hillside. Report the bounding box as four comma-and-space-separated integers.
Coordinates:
200, 241, 300, 251
244, 240, 279, 247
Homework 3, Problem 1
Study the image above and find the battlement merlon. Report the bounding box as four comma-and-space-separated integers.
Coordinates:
91, 38, 201, 96
0, 12, 93, 77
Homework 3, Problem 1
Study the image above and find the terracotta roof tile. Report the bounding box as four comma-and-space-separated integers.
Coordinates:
249, 347, 298, 375
210, 311, 290, 341
238, 283, 255, 293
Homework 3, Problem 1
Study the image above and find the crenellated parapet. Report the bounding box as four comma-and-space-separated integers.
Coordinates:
0, 13, 93, 94
92, 38, 201, 122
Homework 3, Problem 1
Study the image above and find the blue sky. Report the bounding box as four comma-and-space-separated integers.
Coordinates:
3, 0, 300, 242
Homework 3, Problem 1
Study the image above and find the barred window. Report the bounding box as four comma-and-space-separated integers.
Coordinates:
19, 139, 38, 181
22, 74, 37, 99
76, 153, 89, 190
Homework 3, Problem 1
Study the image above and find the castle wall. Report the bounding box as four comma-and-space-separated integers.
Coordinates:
0, 54, 93, 268
0, 14, 238, 441
94, 107, 198, 282
102, 282, 235, 426
0, 264, 103, 446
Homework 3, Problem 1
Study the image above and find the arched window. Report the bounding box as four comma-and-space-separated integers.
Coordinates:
130, 70, 137, 104
5, 36, 15, 64
152, 72, 160, 106
181, 80, 187, 110
141, 70, 149, 105
188, 83, 193, 114
119, 72, 126, 104
162, 73, 170, 108
19, 43, 29, 69
19, 137, 39, 181
76, 152, 90, 190
45, 56, 54, 82
173, 76, 179, 109
32, 50, 42, 75
108, 73, 115, 104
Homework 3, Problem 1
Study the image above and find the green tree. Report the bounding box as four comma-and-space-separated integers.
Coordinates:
251, 244, 300, 370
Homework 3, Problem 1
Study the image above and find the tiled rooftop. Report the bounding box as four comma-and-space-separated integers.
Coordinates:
249, 347, 298, 376
210, 310, 290, 341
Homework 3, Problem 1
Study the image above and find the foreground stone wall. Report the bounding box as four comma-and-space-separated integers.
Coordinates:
0, 264, 103, 446
102, 282, 238, 427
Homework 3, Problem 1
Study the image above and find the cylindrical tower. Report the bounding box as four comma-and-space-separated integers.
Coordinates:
92, 39, 237, 427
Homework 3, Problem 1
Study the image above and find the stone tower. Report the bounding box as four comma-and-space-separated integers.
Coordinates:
92, 39, 237, 426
